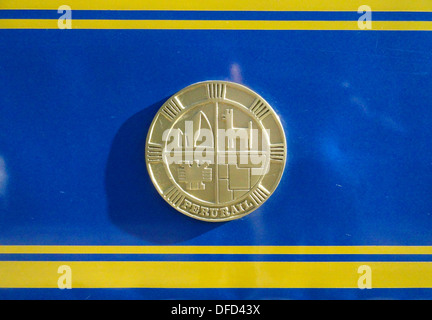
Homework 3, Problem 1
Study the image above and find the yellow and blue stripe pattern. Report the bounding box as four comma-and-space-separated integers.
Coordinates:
1, 246, 432, 288
1, 0, 432, 30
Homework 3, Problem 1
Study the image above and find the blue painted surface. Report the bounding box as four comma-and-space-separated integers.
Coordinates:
0, 28, 431, 299
1, 254, 432, 262
1, 288, 432, 300
2, 10, 432, 21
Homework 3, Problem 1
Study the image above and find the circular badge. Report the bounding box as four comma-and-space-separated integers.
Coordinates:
146, 81, 286, 222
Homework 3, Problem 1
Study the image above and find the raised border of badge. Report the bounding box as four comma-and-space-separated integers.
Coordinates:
145, 81, 286, 222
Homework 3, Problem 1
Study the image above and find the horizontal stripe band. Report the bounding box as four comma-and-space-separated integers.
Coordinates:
1, 246, 432, 255
1, 261, 431, 288
2, 10, 432, 21
3, 254, 432, 262
1, 20, 432, 30
0, 1, 431, 12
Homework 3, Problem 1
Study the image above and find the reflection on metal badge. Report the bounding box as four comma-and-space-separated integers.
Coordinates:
146, 81, 286, 222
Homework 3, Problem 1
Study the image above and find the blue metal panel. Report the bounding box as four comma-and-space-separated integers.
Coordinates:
0, 27, 432, 298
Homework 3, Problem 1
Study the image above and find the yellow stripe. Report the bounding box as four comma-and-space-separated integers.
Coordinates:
1, 20, 432, 31
0, 0, 431, 12
1, 246, 432, 255
0, 261, 431, 288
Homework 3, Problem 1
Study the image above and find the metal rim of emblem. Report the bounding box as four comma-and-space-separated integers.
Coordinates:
145, 80, 287, 222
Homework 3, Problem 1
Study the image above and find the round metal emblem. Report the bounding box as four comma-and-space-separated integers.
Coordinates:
146, 81, 286, 222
